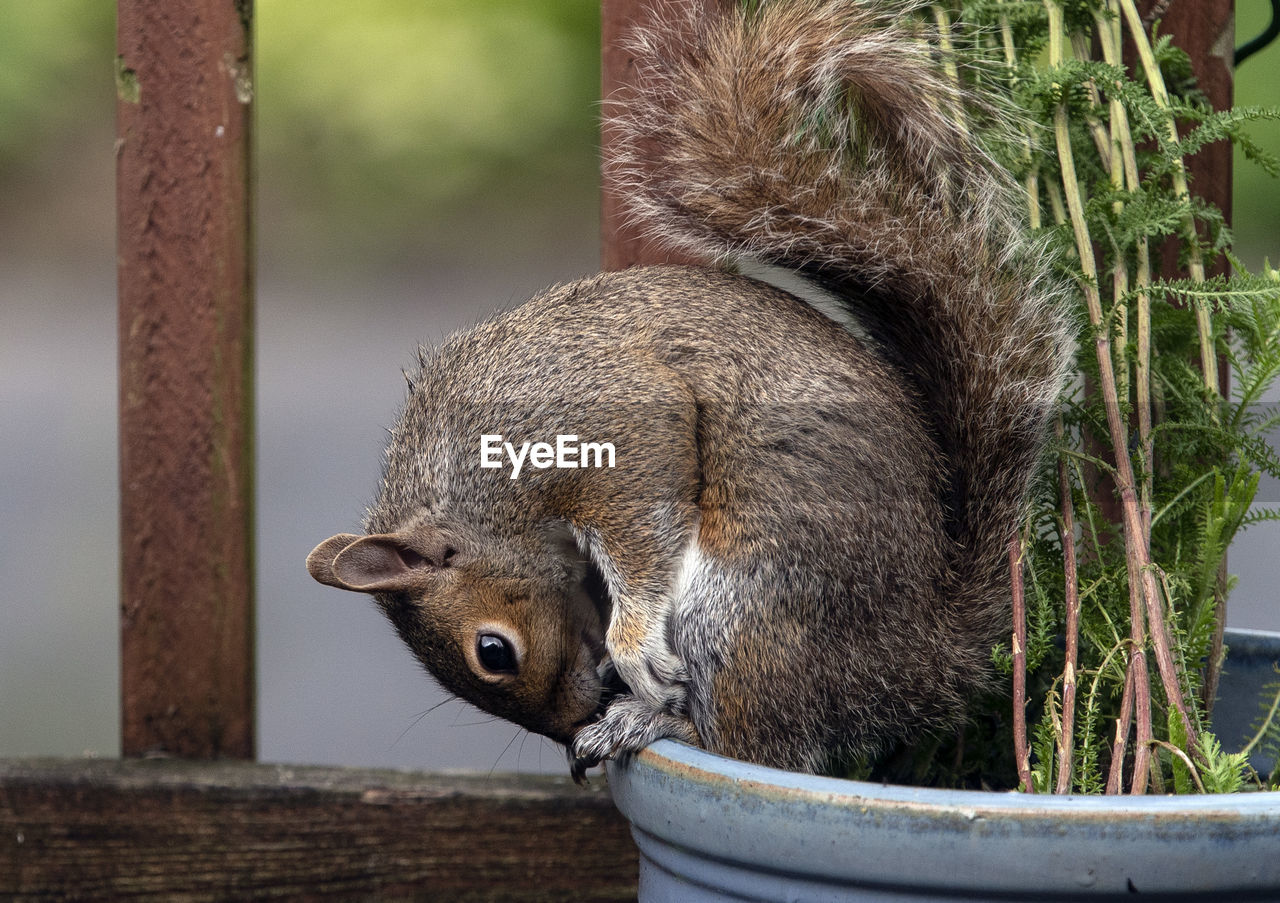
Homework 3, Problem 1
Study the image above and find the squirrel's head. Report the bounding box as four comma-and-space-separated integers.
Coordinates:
306, 523, 616, 750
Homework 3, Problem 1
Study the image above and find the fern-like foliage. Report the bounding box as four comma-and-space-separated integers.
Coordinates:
863, 0, 1280, 792
732, 0, 1279, 793
950, 0, 1280, 794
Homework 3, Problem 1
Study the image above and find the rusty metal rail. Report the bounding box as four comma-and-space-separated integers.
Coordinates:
116, 0, 255, 758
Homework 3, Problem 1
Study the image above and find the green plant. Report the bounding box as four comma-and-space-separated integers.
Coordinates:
936, 0, 1280, 793
764, 0, 1280, 793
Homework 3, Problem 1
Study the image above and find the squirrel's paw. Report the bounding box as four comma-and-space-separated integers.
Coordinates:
607, 636, 689, 714
570, 694, 698, 780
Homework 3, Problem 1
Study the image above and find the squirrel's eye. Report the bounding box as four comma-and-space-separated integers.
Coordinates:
476, 633, 517, 675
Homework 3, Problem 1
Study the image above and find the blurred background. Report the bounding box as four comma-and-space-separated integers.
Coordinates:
1, 2, 1276, 772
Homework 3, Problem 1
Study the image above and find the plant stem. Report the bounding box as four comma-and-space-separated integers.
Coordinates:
1114, 0, 1229, 723
1054, 419, 1081, 794
997, 0, 1043, 794
1010, 534, 1034, 792
1114, 0, 1218, 395
1126, 623, 1155, 792
1045, 0, 1194, 774
1106, 652, 1135, 793
1151, 740, 1208, 793
1095, 2, 1156, 537
1070, 32, 1115, 170
1096, 8, 1153, 792
1240, 679, 1280, 758
932, 5, 961, 89
996, 1, 1041, 230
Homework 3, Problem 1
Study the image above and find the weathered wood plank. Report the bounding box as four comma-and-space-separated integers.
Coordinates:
0, 759, 637, 901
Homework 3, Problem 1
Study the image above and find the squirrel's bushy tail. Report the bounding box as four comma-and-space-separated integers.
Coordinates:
611, 0, 1072, 642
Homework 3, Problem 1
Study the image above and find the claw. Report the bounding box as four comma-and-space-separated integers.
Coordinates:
570, 749, 599, 785
570, 693, 698, 779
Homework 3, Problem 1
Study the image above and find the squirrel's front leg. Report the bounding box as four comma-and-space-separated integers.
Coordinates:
577, 511, 698, 716
610, 577, 692, 714
572, 695, 700, 780
570, 536, 699, 770
570, 377, 702, 762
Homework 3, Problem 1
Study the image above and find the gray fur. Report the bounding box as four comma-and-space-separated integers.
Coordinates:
307, 0, 1072, 778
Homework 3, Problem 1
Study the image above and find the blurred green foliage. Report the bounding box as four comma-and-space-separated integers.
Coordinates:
1232, 0, 1280, 271
257, 0, 601, 260
0, 2, 114, 166
0, 2, 1271, 266
0, 2, 599, 264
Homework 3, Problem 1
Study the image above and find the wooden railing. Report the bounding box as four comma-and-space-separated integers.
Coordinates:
0, 0, 1232, 897
0, 759, 636, 900
3, 3, 641, 898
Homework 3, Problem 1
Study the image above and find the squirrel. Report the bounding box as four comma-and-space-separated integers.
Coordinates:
307, 0, 1071, 779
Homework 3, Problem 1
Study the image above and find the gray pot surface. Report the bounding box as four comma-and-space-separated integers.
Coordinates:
607, 628, 1280, 902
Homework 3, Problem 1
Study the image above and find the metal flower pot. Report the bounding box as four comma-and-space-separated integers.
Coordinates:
607, 628, 1280, 901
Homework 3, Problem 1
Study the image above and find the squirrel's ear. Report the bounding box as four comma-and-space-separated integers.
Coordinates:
307, 533, 437, 593
307, 534, 363, 589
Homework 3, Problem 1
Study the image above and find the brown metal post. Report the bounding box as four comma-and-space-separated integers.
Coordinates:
600, 0, 729, 270
1134, 0, 1234, 710
1134, 0, 1234, 319
1141, 0, 1234, 261
117, 0, 255, 758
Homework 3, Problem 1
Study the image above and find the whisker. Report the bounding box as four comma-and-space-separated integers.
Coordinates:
388, 697, 456, 751
451, 702, 502, 727
516, 729, 532, 776
490, 728, 522, 778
